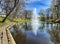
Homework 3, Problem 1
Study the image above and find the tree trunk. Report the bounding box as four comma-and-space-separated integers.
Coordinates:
2, 0, 19, 22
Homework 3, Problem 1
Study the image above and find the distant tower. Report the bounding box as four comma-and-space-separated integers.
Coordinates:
51, 0, 60, 19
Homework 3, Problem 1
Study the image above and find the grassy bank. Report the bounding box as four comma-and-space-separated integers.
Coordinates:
39, 19, 55, 23
45, 19, 54, 23
0, 17, 29, 26
13, 18, 30, 24
0, 17, 11, 24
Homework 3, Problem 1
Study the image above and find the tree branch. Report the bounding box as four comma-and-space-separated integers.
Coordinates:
2, 0, 19, 22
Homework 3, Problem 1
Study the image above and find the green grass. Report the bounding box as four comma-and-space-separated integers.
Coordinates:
0, 17, 11, 24
0, 16, 29, 27
13, 18, 30, 24
5, 19, 11, 24
0, 17, 4, 21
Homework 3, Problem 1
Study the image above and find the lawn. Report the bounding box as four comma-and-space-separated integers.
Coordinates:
13, 18, 30, 24
0, 17, 4, 21
0, 17, 11, 24
0, 16, 29, 25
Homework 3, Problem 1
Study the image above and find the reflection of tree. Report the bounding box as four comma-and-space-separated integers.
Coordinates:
23, 22, 32, 30
11, 25, 26, 44
39, 22, 45, 32
48, 24, 60, 44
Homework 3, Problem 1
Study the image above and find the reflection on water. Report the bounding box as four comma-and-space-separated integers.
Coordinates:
10, 22, 60, 44
31, 8, 39, 36
48, 23, 60, 44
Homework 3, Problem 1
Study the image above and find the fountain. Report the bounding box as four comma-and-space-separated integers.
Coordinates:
31, 8, 39, 36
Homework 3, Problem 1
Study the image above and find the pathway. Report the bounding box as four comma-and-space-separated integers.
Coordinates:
0, 22, 16, 44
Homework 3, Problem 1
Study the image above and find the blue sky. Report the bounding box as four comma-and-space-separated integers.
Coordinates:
0, 0, 52, 13
25, 0, 52, 12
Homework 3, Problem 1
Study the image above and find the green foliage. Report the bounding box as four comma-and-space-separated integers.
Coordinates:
0, 16, 11, 24
0, 17, 4, 21
39, 15, 45, 21
13, 18, 30, 24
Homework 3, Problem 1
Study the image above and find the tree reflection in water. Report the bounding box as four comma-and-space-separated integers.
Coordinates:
10, 25, 26, 44
22, 22, 32, 30
10, 22, 60, 44
39, 22, 45, 32
48, 23, 60, 44
10, 22, 32, 44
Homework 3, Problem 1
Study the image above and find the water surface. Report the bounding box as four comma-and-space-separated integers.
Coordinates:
10, 21, 60, 44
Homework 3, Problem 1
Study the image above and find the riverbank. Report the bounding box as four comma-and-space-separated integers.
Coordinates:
45, 19, 54, 23
39, 19, 59, 23
13, 18, 29, 24
0, 16, 29, 27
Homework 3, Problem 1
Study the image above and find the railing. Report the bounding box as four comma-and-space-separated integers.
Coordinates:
6, 23, 16, 44
7, 29, 16, 44
0, 22, 16, 44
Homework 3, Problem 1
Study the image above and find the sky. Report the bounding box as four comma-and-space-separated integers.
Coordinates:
25, 0, 52, 12
0, 0, 52, 13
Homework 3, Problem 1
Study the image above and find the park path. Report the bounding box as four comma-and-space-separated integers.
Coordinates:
0, 22, 16, 44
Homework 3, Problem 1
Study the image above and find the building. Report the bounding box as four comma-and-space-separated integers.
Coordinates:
0, 12, 6, 17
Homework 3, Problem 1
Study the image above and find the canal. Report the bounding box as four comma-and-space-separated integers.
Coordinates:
9, 21, 60, 44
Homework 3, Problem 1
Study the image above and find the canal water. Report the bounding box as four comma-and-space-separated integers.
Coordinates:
10, 21, 60, 44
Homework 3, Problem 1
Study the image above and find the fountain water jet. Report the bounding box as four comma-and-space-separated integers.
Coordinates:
31, 8, 39, 36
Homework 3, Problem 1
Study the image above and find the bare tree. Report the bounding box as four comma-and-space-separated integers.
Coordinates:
0, 0, 25, 22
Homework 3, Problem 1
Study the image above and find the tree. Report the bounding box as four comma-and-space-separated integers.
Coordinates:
0, 0, 25, 22
8, 0, 25, 19
21, 10, 32, 19
51, 0, 60, 20
46, 8, 52, 19
39, 10, 45, 21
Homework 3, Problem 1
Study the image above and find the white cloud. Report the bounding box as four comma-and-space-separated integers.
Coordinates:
26, 0, 52, 5
28, 0, 41, 2
25, 0, 42, 3
26, 0, 52, 11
